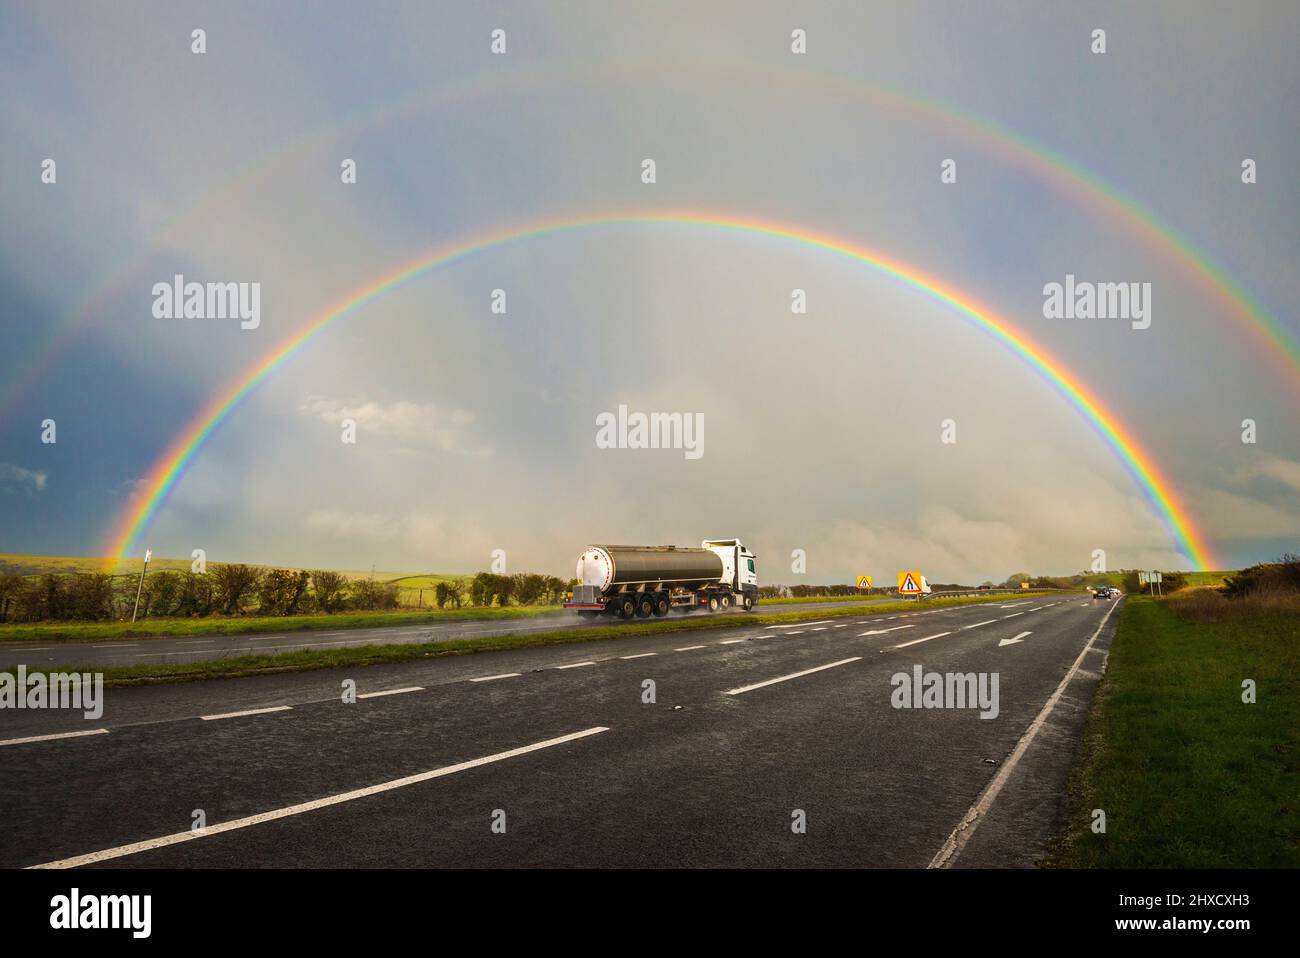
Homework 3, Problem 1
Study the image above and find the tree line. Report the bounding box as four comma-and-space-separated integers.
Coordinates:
0, 566, 576, 624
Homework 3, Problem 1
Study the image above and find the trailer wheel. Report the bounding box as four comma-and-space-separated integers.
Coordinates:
616, 595, 636, 619
742, 594, 754, 611
636, 594, 654, 618
653, 594, 670, 617
707, 595, 720, 613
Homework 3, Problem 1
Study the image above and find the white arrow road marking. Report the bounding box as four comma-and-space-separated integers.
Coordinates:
891, 631, 952, 649
998, 631, 1032, 647
930, 600, 1120, 868
860, 625, 915, 636
725, 657, 861, 696
29, 726, 611, 869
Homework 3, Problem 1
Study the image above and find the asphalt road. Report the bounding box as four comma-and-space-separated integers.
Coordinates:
0, 594, 1120, 868
0, 597, 905, 668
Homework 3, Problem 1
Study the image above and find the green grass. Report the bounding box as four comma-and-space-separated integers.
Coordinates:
1181, 570, 1232, 588
1046, 594, 1299, 868
0, 552, 433, 581
0, 604, 563, 643
3, 592, 1041, 686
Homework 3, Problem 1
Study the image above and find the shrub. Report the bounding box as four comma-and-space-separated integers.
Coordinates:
173, 571, 216, 617
350, 578, 399, 611
309, 570, 348, 613
211, 564, 263, 615
258, 568, 311, 616
1222, 554, 1300, 599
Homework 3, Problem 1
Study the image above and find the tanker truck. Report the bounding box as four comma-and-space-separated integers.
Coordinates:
564, 539, 758, 618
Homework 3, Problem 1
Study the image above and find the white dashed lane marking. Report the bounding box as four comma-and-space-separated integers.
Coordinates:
724, 657, 862, 696
200, 705, 292, 722
357, 687, 423, 700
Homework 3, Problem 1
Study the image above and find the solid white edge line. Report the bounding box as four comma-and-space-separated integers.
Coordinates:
28, 726, 611, 869
724, 657, 861, 696
356, 686, 423, 699
0, 728, 109, 748
470, 673, 520, 682
929, 601, 1120, 869
199, 705, 292, 721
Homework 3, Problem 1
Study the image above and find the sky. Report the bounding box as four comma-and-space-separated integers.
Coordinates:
0, 0, 1297, 584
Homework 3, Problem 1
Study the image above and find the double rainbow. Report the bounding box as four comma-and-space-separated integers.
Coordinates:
105, 212, 1215, 570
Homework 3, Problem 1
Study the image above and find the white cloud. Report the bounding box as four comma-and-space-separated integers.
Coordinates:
0, 463, 48, 493
1232, 455, 1300, 496
298, 396, 484, 454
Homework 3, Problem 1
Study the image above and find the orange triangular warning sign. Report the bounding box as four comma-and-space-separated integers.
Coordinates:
900, 573, 919, 593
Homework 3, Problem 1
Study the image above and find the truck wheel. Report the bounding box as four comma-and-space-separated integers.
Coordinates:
719, 593, 732, 610
653, 594, 670, 617
742, 594, 754, 611
617, 595, 636, 619
636, 594, 654, 618
708, 595, 720, 613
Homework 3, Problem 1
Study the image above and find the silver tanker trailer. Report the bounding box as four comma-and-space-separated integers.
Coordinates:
564, 539, 758, 618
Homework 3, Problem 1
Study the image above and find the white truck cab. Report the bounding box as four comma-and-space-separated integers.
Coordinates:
702, 538, 758, 594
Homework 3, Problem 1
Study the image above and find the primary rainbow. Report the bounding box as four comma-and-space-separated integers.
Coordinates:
10, 64, 1299, 429
105, 212, 1215, 570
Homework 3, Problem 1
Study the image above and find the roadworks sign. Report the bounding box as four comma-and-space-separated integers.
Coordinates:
857, 575, 872, 590
898, 571, 923, 595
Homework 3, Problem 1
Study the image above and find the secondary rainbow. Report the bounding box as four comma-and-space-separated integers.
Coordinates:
11, 65, 1299, 429
105, 212, 1215, 570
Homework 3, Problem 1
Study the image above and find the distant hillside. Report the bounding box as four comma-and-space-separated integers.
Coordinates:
0, 554, 442, 582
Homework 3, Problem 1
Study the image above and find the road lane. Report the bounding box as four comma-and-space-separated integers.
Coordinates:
0, 598, 919, 669
0, 596, 1114, 868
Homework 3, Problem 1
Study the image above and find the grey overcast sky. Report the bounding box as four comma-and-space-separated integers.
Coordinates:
1, 1, 1296, 582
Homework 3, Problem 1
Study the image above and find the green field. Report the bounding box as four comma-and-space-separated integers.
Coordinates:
3, 591, 1045, 685
1047, 593, 1299, 868
0, 552, 436, 581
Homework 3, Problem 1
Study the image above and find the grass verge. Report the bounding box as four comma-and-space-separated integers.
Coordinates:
2, 592, 1042, 687
1045, 593, 1299, 868
0, 603, 565, 643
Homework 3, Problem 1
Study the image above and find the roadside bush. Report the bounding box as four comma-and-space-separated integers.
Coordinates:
350, 578, 399, 611
258, 568, 311, 616
173, 571, 216, 617
211, 563, 263, 615
67, 573, 117, 620
0, 573, 27, 622
469, 572, 513, 606
143, 571, 180, 618
1222, 554, 1300, 599
309, 569, 348, 613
